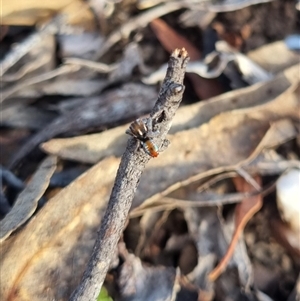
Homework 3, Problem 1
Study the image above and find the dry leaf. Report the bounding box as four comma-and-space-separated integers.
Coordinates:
0, 157, 118, 301
150, 18, 224, 99
117, 242, 179, 301
150, 18, 201, 61
1, 34, 55, 82
133, 75, 299, 207
9, 83, 157, 168
247, 41, 300, 74
41, 64, 299, 164
1, 0, 94, 28
208, 176, 263, 281
0, 156, 57, 242
131, 119, 298, 217
1, 104, 57, 130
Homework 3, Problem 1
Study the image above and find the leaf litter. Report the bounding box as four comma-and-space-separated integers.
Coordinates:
0, 0, 299, 300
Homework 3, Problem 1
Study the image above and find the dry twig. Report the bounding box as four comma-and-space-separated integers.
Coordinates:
70, 48, 189, 301
0, 15, 62, 77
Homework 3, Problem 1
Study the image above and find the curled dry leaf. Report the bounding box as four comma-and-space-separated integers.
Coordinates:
108, 42, 150, 81
185, 207, 220, 300
144, 40, 272, 88
150, 18, 201, 61
0, 157, 119, 301
117, 242, 179, 301
214, 41, 272, 86
0, 156, 57, 242
208, 176, 262, 282
150, 18, 224, 99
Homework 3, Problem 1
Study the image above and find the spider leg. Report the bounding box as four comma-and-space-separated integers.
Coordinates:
144, 117, 160, 138
159, 138, 170, 152
134, 139, 141, 153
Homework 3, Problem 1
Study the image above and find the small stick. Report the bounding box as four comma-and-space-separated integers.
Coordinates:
69, 48, 189, 301
0, 15, 62, 77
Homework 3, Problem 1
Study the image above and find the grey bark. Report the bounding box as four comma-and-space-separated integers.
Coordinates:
69, 48, 189, 301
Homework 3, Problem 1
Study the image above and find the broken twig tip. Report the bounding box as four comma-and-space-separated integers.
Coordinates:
173, 48, 189, 59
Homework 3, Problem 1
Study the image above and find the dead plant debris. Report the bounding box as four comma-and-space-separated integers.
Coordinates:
0, 0, 299, 301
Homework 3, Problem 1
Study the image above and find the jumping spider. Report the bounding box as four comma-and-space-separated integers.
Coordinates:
126, 118, 159, 157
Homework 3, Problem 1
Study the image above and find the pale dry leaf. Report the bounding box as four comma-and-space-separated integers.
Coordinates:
240, 118, 298, 167
247, 41, 300, 74
0, 156, 119, 301
42, 126, 128, 164
0, 156, 57, 243
215, 40, 273, 85
1, 0, 94, 27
